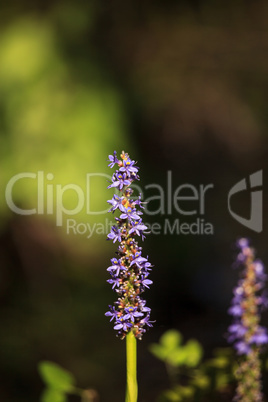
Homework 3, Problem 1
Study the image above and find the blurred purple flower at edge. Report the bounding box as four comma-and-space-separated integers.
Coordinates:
227, 238, 268, 401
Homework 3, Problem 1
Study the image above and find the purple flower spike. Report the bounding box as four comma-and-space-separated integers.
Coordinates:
228, 239, 268, 354
227, 238, 268, 401
105, 151, 154, 340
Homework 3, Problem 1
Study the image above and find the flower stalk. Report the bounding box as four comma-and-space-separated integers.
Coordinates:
125, 332, 137, 402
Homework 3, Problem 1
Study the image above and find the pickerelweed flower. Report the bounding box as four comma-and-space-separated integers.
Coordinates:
105, 151, 154, 340
227, 238, 268, 401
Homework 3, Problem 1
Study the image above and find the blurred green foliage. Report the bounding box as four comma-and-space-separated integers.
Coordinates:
38, 361, 98, 402
0, 12, 131, 247
39, 361, 76, 395
150, 330, 235, 401
0, 5, 132, 402
150, 329, 203, 367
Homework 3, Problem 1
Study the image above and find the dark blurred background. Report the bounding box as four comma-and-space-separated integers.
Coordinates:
1, 0, 268, 401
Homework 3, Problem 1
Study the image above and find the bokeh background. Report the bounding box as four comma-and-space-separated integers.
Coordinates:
1, 0, 268, 401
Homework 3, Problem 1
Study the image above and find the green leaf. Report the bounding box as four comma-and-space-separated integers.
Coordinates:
166, 348, 188, 366
149, 331, 183, 363
38, 361, 76, 392
190, 371, 210, 389
207, 357, 229, 369
149, 344, 168, 361
164, 385, 194, 400
161, 389, 183, 401
160, 330, 182, 350
215, 373, 232, 390
41, 388, 67, 402
184, 339, 203, 367
150, 331, 203, 368
177, 385, 194, 398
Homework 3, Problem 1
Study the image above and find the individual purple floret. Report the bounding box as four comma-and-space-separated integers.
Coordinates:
107, 195, 124, 212
119, 158, 139, 175
129, 219, 148, 239
123, 307, 144, 321
107, 225, 122, 243
105, 151, 154, 340
119, 205, 141, 221
108, 151, 119, 168
107, 258, 126, 276
108, 172, 131, 190
114, 317, 133, 332
132, 195, 146, 209
105, 305, 118, 321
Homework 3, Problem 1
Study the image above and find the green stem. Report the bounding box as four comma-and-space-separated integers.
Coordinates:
125, 331, 138, 402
